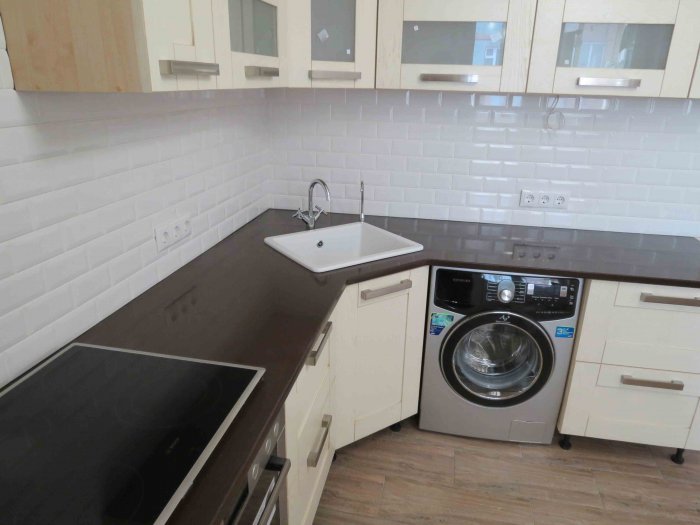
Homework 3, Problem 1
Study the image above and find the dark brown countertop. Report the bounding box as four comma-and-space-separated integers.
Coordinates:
76, 209, 700, 524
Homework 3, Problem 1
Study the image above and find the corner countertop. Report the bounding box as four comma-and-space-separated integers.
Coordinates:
76, 209, 700, 525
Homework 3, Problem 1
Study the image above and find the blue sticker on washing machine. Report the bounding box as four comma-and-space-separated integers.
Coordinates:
430, 313, 455, 335
555, 326, 575, 338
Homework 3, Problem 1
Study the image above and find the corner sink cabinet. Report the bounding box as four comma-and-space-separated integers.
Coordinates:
559, 280, 700, 452
280, 266, 428, 525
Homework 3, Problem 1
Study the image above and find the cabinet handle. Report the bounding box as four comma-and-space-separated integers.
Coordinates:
419, 73, 479, 84
308, 70, 361, 81
244, 66, 280, 78
577, 77, 641, 88
307, 415, 332, 468
159, 60, 220, 76
640, 293, 700, 308
361, 279, 412, 301
621, 375, 684, 391
306, 322, 332, 366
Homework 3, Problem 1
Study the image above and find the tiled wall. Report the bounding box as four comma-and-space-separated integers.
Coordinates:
0, 87, 272, 387
267, 89, 700, 236
0, 15, 13, 89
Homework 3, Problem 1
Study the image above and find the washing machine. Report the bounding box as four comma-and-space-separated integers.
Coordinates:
419, 266, 583, 444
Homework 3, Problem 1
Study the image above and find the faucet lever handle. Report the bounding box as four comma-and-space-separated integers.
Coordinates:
293, 209, 305, 220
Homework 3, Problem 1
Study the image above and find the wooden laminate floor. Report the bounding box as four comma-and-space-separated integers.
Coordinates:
314, 418, 700, 525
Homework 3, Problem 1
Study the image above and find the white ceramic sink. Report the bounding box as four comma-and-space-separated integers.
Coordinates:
264, 222, 424, 273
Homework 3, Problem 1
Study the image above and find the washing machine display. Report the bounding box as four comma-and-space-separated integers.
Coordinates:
420, 267, 584, 444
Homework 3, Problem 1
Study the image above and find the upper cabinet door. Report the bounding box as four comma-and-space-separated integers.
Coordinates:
528, 0, 700, 97
376, 0, 537, 92
213, 0, 287, 88
690, 49, 700, 99
143, 0, 219, 92
288, 0, 378, 88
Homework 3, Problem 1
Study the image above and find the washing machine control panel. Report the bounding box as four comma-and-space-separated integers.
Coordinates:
434, 269, 580, 320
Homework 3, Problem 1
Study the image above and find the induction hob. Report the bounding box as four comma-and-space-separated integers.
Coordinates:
0, 343, 264, 525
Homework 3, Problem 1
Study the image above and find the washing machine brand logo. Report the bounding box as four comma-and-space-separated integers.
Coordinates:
497, 314, 511, 322
556, 326, 575, 338
429, 313, 454, 335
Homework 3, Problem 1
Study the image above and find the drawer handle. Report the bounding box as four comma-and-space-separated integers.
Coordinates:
307, 414, 332, 468
361, 279, 412, 301
640, 293, 700, 308
306, 321, 332, 366
420, 73, 479, 84
244, 66, 280, 78
621, 375, 684, 391
159, 60, 220, 76
577, 77, 641, 88
309, 70, 361, 81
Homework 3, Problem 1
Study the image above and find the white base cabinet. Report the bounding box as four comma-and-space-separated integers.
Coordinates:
281, 266, 428, 525
559, 280, 700, 451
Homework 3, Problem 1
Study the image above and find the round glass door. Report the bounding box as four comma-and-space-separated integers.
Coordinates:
440, 312, 554, 407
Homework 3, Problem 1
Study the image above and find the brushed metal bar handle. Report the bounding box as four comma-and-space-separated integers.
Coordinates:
309, 70, 362, 80
361, 279, 412, 301
640, 293, 700, 308
159, 60, 220, 76
307, 415, 332, 468
420, 73, 479, 84
257, 456, 291, 525
244, 66, 280, 78
621, 375, 684, 391
577, 77, 641, 88
307, 322, 332, 366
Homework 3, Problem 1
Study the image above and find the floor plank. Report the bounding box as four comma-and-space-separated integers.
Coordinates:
314, 418, 700, 524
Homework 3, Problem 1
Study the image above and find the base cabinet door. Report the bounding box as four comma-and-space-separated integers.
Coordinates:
332, 266, 429, 449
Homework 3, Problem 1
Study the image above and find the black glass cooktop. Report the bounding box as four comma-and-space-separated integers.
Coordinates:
0, 344, 264, 525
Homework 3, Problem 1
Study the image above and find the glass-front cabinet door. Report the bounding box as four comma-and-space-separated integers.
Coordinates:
213, 0, 287, 88
287, 0, 378, 88
528, 0, 700, 97
376, 0, 537, 92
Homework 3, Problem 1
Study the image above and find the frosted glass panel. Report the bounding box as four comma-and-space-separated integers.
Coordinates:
229, 0, 278, 57
311, 0, 356, 62
402, 21, 506, 66
557, 23, 673, 69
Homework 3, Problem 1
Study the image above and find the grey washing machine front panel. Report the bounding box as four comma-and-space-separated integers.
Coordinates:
419, 266, 583, 444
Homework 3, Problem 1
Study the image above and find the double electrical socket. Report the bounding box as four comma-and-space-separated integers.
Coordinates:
519, 190, 569, 209
154, 216, 192, 252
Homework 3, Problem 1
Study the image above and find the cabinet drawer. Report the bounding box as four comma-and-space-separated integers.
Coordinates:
293, 321, 332, 414
615, 282, 700, 313
296, 377, 333, 525
584, 364, 698, 448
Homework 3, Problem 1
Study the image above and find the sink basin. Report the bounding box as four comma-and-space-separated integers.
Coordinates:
264, 222, 424, 273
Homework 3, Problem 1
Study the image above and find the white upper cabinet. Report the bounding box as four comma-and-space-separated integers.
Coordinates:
691, 49, 700, 99
528, 0, 700, 97
213, 0, 288, 88
287, 0, 377, 88
376, 0, 537, 92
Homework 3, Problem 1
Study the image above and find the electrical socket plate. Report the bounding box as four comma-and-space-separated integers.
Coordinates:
154, 216, 192, 252
520, 190, 569, 210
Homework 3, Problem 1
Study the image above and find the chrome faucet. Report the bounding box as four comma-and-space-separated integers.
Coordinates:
294, 179, 331, 229
360, 181, 365, 223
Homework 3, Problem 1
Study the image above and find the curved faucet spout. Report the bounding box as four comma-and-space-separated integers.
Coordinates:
294, 179, 332, 229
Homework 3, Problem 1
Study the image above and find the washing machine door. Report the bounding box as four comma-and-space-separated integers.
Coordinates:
440, 311, 554, 407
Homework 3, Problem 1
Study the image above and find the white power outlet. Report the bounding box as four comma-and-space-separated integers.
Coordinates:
520, 190, 569, 210
154, 216, 192, 252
